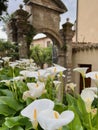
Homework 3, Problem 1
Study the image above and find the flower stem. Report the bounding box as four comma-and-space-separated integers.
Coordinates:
88, 113, 92, 130
83, 76, 85, 89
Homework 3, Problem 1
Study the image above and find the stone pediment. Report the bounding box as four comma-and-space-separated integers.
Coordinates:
27, 0, 67, 13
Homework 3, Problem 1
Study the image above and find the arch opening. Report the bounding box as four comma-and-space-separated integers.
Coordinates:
30, 33, 59, 68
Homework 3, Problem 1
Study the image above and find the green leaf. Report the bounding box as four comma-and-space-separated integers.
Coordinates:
0, 96, 24, 111
5, 116, 23, 128
10, 126, 24, 130
66, 94, 76, 105
0, 104, 15, 116
54, 103, 67, 113
0, 125, 9, 130
0, 89, 13, 96
4, 116, 32, 129
92, 109, 98, 129
68, 105, 84, 130
77, 95, 87, 114
62, 125, 70, 130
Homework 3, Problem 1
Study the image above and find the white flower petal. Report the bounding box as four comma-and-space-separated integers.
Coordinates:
86, 71, 98, 80
27, 82, 45, 98
21, 99, 54, 122
20, 70, 38, 78
38, 109, 74, 130
73, 67, 88, 77
81, 88, 95, 103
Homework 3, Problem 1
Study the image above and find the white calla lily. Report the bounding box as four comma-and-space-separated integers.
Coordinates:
21, 99, 54, 129
2, 57, 11, 62
23, 82, 46, 99
9, 62, 19, 69
73, 67, 88, 89
20, 70, 38, 79
11, 76, 24, 81
86, 71, 98, 87
46, 64, 66, 74
87, 87, 98, 95
53, 80, 61, 87
81, 88, 95, 102
73, 67, 88, 77
81, 88, 96, 112
38, 69, 50, 81
38, 109, 74, 130
65, 83, 76, 92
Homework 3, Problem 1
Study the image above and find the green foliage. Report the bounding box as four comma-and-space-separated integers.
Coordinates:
30, 45, 52, 68
92, 98, 98, 108
65, 93, 98, 130
0, 67, 29, 129
0, 0, 8, 16
26, 25, 36, 44
0, 66, 20, 80
0, 60, 98, 130
0, 40, 19, 60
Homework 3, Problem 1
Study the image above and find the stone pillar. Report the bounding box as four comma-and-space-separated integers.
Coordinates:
14, 4, 30, 59
7, 18, 17, 42
17, 33, 28, 59
62, 18, 74, 83
57, 49, 66, 67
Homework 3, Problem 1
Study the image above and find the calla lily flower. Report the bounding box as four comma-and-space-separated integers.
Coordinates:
11, 76, 24, 81
38, 109, 74, 130
87, 87, 98, 95
37, 64, 66, 81
81, 88, 96, 113
73, 67, 88, 77
86, 71, 98, 87
23, 82, 46, 100
65, 83, 76, 92
9, 62, 19, 69
20, 70, 38, 79
46, 64, 66, 74
0, 60, 3, 63
53, 80, 61, 87
73, 67, 88, 89
38, 69, 50, 81
2, 57, 11, 62
21, 99, 54, 129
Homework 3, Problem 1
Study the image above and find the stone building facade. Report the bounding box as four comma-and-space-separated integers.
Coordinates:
72, 42, 98, 92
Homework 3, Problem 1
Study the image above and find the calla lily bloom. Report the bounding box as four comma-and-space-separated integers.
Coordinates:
73, 67, 88, 77
20, 70, 38, 79
38, 69, 50, 81
11, 76, 24, 81
81, 88, 96, 113
65, 83, 76, 92
23, 82, 46, 100
21, 99, 54, 129
73, 67, 88, 88
2, 57, 11, 62
9, 62, 19, 69
87, 87, 98, 95
38, 109, 74, 130
46, 64, 66, 74
53, 80, 61, 87
86, 71, 98, 87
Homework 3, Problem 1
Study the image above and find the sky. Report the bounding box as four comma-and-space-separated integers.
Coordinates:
0, 0, 77, 39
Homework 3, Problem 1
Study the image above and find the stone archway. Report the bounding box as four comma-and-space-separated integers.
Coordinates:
24, 0, 68, 66
7, 0, 75, 84
35, 28, 63, 48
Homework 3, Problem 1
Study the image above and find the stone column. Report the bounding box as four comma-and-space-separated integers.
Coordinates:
62, 18, 74, 84
17, 32, 28, 59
